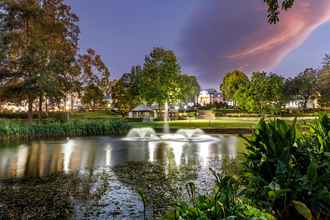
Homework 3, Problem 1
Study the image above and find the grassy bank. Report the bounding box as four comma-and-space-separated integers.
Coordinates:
128, 117, 315, 130
0, 119, 130, 140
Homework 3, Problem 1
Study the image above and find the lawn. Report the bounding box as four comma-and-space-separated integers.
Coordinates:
128, 116, 316, 129
0, 110, 317, 131
70, 111, 122, 120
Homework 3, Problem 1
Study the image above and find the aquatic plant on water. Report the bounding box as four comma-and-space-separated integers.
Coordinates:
0, 171, 110, 219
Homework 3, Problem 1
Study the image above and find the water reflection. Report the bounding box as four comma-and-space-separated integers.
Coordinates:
0, 136, 239, 178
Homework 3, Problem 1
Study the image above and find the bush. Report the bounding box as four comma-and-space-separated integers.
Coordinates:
242, 113, 330, 219
0, 112, 67, 120
0, 119, 130, 140
162, 169, 274, 220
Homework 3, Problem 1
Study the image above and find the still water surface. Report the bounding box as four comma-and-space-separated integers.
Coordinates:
0, 135, 242, 219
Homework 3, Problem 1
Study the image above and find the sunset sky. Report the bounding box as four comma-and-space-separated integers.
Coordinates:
66, 0, 330, 88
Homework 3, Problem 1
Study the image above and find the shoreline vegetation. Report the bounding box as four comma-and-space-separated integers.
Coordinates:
0, 111, 319, 140
0, 119, 130, 140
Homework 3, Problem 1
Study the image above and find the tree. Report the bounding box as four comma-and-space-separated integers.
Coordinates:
250, 72, 285, 113
0, 0, 80, 122
140, 48, 182, 105
263, 0, 296, 24
233, 72, 285, 114
79, 49, 110, 110
81, 84, 105, 109
285, 68, 319, 109
233, 83, 256, 112
319, 54, 330, 105
111, 66, 143, 116
220, 70, 249, 101
178, 74, 200, 104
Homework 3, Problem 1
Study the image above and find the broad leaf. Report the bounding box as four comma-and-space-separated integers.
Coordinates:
292, 200, 312, 220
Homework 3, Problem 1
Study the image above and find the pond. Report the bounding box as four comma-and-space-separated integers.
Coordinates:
0, 134, 244, 219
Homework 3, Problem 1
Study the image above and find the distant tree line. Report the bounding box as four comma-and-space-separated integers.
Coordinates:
220, 54, 330, 113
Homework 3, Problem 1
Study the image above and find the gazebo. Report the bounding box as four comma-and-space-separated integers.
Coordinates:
128, 105, 157, 120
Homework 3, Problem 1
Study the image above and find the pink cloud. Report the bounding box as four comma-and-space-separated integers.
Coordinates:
181, 0, 330, 86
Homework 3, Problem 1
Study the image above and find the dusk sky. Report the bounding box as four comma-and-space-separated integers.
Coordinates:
66, 0, 330, 88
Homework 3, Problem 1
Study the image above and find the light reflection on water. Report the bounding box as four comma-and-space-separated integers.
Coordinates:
0, 135, 243, 219
0, 135, 239, 178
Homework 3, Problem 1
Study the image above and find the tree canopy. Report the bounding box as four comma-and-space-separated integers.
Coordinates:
319, 54, 330, 105
141, 48, 181, 104
140, 47, 182, 105
0, 0, 80, 121
284, 68, 319, 109
220, 70, 249, 101
0, 0, 112, 120
178, 74, 200, 104
233, 72, 285, 113
111, 65, 143, 116
79, 48, 111, 109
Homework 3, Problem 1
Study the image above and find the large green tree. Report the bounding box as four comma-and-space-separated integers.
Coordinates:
284, 68, 319, 109
233, 72, 285, 113
220, 70, 249, 101
250, 72, 285, 113
140, 48, 182, 105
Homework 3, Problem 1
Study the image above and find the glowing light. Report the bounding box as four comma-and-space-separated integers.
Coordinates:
227, 136, 237, 159
105, 145, 112, 166
198, 142, 210, 167
16, 145, 28, 177
169, 141, 185, 166
62, 139, 75, 173
148, 141, 158, 162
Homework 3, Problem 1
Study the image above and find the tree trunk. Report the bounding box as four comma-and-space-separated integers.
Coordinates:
38, 95, 43, 121
71, 94, 74, 112
64, 96, 70, 121
45, 98, 49, 117
303, 97, 309, 110
27, 98, 33, 123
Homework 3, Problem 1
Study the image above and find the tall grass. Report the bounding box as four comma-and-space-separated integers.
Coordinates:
0, 119, 130, 140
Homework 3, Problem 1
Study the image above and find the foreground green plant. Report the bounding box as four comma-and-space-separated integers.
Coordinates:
242, 113, 330, 219
162, 169, 274, 220
0, 119, 130, 140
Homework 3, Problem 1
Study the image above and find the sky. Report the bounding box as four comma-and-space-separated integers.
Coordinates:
66, 0, 330, 88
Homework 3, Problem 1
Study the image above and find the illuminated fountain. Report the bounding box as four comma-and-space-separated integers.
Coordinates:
160, 128, 217, 142
124, 127, 160, 141
124, 128, 218, 143
124, 103, 219, 142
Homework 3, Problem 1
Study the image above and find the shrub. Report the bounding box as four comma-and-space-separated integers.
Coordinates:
162, 169, 274, 220
0, 119, 130, 140
242, 114, 330, 219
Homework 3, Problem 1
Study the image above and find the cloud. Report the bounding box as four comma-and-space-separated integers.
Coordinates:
180, 0, 330, 86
